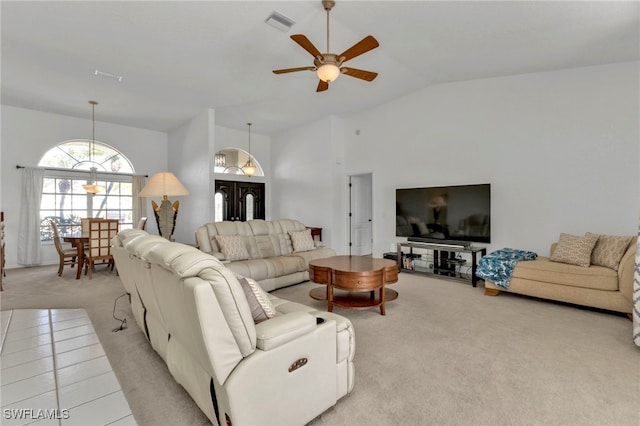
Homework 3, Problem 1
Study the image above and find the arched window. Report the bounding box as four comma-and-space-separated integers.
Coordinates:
38, 140, 136, 241
214, 148, 263, 177
39, 139, 133, 172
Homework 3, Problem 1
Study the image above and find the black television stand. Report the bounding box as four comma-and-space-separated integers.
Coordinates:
396, 241, 487, 287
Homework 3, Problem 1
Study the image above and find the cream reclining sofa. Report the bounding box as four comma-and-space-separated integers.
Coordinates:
112, 229, 355, 426
484, 234, 636, 315
195, 219, 336, 291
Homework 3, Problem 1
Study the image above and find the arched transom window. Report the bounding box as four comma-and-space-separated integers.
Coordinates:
214, 148, 263, 177
40, 139, 133, 172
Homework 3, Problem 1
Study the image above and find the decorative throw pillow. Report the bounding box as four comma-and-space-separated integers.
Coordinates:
214, 235, 249, 261
550, 233, 599, 267
585, 232, 633, 271
289, 229, 315, 253
236, 274, 276, 323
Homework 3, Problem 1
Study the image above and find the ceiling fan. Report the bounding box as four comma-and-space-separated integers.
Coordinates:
273, 0, 379, 92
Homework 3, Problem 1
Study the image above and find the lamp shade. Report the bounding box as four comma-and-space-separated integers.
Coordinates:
138, 172, 189, 198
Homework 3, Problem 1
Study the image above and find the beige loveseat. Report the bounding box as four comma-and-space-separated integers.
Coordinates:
112, 229, 355, 426
484, 234, 636, 315
195, 219, 336, 291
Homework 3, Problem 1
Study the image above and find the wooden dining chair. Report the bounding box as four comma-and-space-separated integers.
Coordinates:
50, 220, 79, 277
85, 219, 119, 279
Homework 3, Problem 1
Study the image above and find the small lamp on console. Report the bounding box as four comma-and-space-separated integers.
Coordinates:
138, 172, 190, 240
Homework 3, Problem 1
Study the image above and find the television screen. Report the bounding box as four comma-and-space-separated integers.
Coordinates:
396, 184, 491, 244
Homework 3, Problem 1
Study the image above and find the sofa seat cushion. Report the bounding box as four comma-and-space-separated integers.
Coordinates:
285, 247, 337, 269
513, 256, 618, 291
224, 256, 305, 282
270, 297, 318, 314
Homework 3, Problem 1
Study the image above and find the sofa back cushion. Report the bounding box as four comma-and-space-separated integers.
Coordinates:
248, 220, 278, 258
201, 221, 252, 253
275, 219, 307, 254
196, 219, 310, 260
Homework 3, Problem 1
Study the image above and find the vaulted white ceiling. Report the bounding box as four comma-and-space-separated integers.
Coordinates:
2, 1, 638, 136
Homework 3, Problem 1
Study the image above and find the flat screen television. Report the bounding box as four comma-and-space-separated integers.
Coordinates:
396, 183, 491, 245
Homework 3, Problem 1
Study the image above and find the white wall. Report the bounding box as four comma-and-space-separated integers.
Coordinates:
166, 109, 214, 244
3, 61, 637, 267
271, 116, 345, 251
1, 105, 168, 268
272, 62, 640, 257
166, 115, 273, 244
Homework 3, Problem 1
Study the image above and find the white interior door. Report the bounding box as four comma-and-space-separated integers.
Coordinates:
350, 174, 373, 256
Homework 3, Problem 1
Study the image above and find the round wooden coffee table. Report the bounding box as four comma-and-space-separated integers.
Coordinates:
308, 256, 398, 315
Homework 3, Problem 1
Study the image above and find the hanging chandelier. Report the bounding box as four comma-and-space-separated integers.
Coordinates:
82, 100, 105, 194
242, 122, 256, 177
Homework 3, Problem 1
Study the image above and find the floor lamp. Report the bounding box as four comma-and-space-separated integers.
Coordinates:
138, 172, 190, 240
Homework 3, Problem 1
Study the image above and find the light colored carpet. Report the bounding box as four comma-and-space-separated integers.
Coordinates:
1, 265, 638, 426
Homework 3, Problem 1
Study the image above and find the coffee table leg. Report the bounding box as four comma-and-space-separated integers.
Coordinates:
379, 284, 386, 316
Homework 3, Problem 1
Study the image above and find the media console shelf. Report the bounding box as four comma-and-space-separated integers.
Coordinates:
396, 242, 487, 287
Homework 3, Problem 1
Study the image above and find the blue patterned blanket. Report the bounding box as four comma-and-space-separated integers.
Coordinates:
476, 248, 538, 289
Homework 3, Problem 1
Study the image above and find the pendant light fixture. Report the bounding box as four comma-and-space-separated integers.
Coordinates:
82, 100, 105, 194
243, 122, 256, 177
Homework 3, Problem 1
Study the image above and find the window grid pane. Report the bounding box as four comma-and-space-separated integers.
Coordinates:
40, 177, 133, 241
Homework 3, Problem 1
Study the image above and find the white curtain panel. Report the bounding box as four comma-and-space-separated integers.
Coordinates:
17, 167, 44, 265
634, 216, 640, 346
132, 175, 147, 227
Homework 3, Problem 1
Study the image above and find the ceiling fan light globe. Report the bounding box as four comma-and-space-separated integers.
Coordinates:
317, 63, 340, 82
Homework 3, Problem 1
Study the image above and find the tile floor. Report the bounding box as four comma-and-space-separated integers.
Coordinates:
1, 309, 136, 426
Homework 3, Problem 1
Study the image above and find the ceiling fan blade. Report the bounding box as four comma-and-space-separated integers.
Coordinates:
291, 34, 323, 59
341, 67, 378, 82
273, 66, 315, 74
338, 35, 379, 62
316, 80, 329, 92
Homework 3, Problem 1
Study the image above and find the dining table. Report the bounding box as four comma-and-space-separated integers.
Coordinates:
62, 232, 89, 279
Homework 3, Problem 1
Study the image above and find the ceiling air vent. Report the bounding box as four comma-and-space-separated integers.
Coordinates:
265, 10, 296, 32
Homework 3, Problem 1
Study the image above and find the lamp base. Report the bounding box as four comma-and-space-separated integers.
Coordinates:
151, 199, 180, 240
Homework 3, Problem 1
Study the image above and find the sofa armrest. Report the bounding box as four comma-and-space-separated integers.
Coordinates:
255, 311, 317, 351
211, 251, 226, 261
198, 249, 227, 261
195, 226, 213, 253
618, 244, 636, 303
